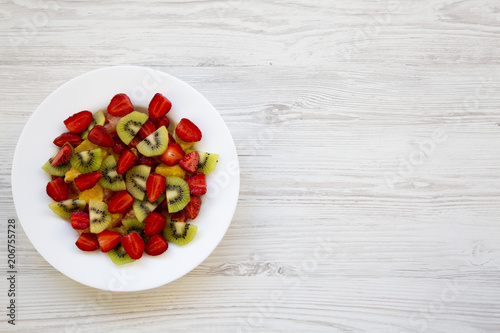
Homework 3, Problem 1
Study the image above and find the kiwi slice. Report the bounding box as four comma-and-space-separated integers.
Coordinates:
81, 110, 105, 140
42, 156, 71, 176
122, 218, 145, 235
163, 221, 197, 246
49, 199, 86, 218
99, 155, 126, 191
197, 152, 219, 175
108, 244, 135, 265
165, 176, 190, 213
70, 148, 103, 173
125, 165, 151, 200
116, 111, 148, 145
132, 193, 165, 222
89, 199, 112, 234
137, 126, 169, 157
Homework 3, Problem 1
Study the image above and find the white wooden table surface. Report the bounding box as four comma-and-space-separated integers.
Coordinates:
1, 1, 499, 332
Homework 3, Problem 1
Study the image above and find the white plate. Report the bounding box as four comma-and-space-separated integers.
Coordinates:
11, 66, 240, 291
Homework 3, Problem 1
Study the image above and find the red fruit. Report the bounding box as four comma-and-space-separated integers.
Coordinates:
64, 110, 93, 134
53, 132, 82, 147
184, 196, 202, 220
185, 172, 207, 196
148, 93, 172, 119
175, 118, 202, 142
170, 210, 187, 222
50, 143, 73, 166
128, 135, 142, 149
144, 212, 167, 237
138, 156, 155, 168
151, 116, 170, 130
107, 93, 134, 117
71, 211, 90, 230
46, 177, 69, 202
138, 121, 157, 139
74, 171, 103, 192
104, 114, 120, 136
145, 234, 168, 256
76, 233, 99, 251
108, 190, 134, 214
146, 173, 166, 202
112, 138, 128, 155
168, 133, 175, 144
121, 232, 144, 260
116, 149, 137, 175
179, 151, 199, 173
97, 230, 122, 252
88, 125, 115, 147
160, 143, 185, 166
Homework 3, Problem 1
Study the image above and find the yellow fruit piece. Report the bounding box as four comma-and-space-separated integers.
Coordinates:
111, 213, 123, 228
155, 164, 186, 179
176, 137, 194, 152
78, 184, 104, 203
75, 139, 101, 153
64, 167, 81, 183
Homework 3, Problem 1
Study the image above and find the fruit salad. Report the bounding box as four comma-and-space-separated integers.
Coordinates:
42, 93, 218, 265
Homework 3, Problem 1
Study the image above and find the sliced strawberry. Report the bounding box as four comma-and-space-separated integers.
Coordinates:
148, 93, 172, 119
64, 110, 93, 134
145, 234, 168, 256
76, 233, 99, 251
71, 211, 90, 230
179, 151, 199, 173
175, 118, 202, 142
184, 196, 202, 220
121, 232, 144, 259
146, 173, 166, 202
116, 149, 137, 175
144, 212, 167, 237
151, 116, 170, 130
108, 190, 134, 214
74, 171, 103, 192
168, 133, 175, 144
88, 125, 115, 147
185, 172, 207, 196
170, 210, 187, 222
160, 143, 185, 166
138, 156, 156, 168
112, 138, 128, 155
46, 177, 69, 202
97, 230, 122, 252
50, 143, 73, 166
138, 120, 157, 139
128, 135, 142, 149
107, 93, 134, 117
53, 132, 82, 147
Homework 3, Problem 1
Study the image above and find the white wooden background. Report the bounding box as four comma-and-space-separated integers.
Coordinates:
1, 0, 500, 332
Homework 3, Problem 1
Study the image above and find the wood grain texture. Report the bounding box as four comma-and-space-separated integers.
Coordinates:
1, 0, 500, 332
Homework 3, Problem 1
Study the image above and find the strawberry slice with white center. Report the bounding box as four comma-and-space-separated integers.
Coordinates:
108, 190, 134, 214
121, 232, 145, 260
160, 143, 185, 166
145, 234, 168, 256
138, 120, 157, 139
50, 143, 73, 166
146, 173, 166, 202
179, 151, 199, 173
175, 118, 202, 142
116, 149, 138, 175
148, 93, 172, 119
74, 171, 103, 192
75, 233, 99, 251
53, 132, 82, 147
107, 93, 134, 117
46, 177, 69, 202
64, 110, 93, 134
97, 230, 122, 252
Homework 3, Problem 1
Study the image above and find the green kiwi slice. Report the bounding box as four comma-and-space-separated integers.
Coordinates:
70, 148, 103, 173
165, 176, 190, 213
99, 155, 126, 191
163, 221, 197, 246
89, 199, 112, 234
108, 244, 135, 265
42, 156, 71, 176
137, 126, 169, 157
125, 165, 151, 200
122, 218, 145, 235
81, 110, 106, 140
197, 152, 219, 175
49, 199, 86, 219
116, 111, 148, 145
132, 193, 165, 222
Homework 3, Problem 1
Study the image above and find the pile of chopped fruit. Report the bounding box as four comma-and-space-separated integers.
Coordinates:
42, 93, 218, 264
